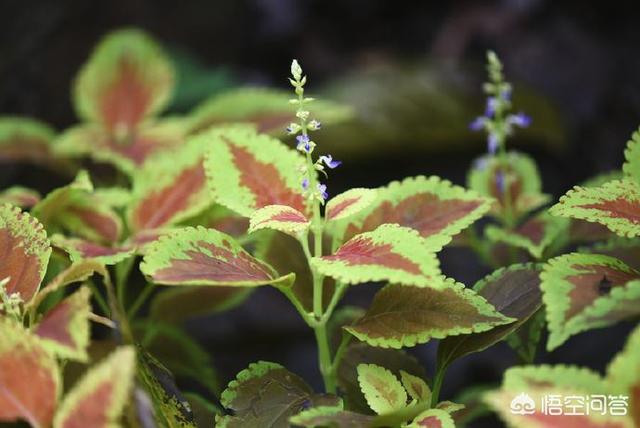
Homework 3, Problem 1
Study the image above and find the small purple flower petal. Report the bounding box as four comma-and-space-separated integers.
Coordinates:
508, 112, 531, 128
487, 133, 499, 155
302, 178, 309, 190
485, 97, 498, 117
317, 183, 328, 200
495, 171, 505, 194
308, 120, 322, 130
469, 117, 486, 131
501, 87, 511, 101
319, 155, 341, 169
296, 134, 309, 150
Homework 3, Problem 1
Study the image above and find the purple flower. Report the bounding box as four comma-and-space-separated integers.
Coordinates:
500, 87, 512, 101
485, 97, 498, 117
308, 120, 322, 131
495, 170, 505, 194
319, 155, 341, 169
302, 178, 309, 190
508, 112, 531, 128
487, 133, 499, 155
469, 116, 486, 131
317, 183, 328, 200
296, 134, 311, 152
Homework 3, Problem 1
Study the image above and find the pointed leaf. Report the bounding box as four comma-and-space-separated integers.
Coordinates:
623, 128, 640, 184
51, 235, 135, 265
468, 151, 550, 219
607, 324, 640, 426
54, 347, 136, 428
216, 361, 338, 427
141, 226, 293, 287
35, 287, 91, 361
0, 203, 51, 302
0, 116, 57, 166
74, 28, 173, 128
486, 213, 569, 259
325, 188, 377, 223
357, 363, 407, 415
188, 87, 352, 135
149, 286, 251, 323
33, 171, 123, 244
312, 224, 443, 288
438, 264, 542, 366
400, 370, 431, 403
541, 253, 640, 350
550, 179, 640, 238
407, 409, 455, 428
0, 186, 41, 208
347, 280, 513, 348
204, 126, 309, 217
128, 134, 211, 232
342, 176, 491, 251
0, 318, 61, 428
249, 204, 310, 236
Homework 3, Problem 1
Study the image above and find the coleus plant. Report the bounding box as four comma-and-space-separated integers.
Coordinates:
1, 26, 639, 428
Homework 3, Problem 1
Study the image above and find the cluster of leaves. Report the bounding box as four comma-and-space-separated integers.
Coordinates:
1, 28, 639, 428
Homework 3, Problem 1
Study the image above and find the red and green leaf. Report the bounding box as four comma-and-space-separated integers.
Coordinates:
341, 176, 491, 251
312, 224, 443, 288
0, 186, 41, 208
32, 171, 123, 245
53, 347, 136, 428
128, 134, 212, 233
0, 203, 51, 302
34, 287, 91, 361
407, 409, 455, 428
188, 87, 352, 135
468, 151, 550, 219
289, 406, 374, 428
51, 235, 135, 265
249, 204, 310, 236
0, 116, 57, 167
357, 363, 407, 414
541, 253, 640, 350
606, 324, 640, 426
346, 280, 514, 348
325, 188, 377, 223
141, 226, 294, 287
0, 319, 61, 428
204, 126, 309, 217
550, 179, 640, 238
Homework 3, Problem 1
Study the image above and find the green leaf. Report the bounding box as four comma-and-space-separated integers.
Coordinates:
325, 188, 377, 223
249, 204, 310, 236
550, 178, 640, 238
606, 324, 640, 426
0, 318, 61, 428
188, 87, 352, 135
357, 363, 408, 415
400, 370, 431, 403
74, 28, 174, 127
438, 264, 542, 366
0, 116, 57, 166
136, 348, 196, 427
34, 287, 91, 361
51, 234, 135, 266
468, 151, 550, 219
290, 406, 373, 428
623, 128, 640, 184
32, 171, 123, 244
53, 346, 136, 428
505, 309, 546, 364
217, 361, 339, 427
406, 408, 455, 428
149, 285, 251, 324
341, 176, 492, 251
141, 226, 294, 287
128, 134, 212, 232
0, 186, 41, 208
312, 224, 443, 288
204, 126, 310, 217
541, 253, 640, 350
486, 213, 569, 259
346, 280, 514, 348
0, 203, 51, 302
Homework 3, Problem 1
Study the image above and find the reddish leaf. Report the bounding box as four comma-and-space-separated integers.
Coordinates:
0, 187, 41, 208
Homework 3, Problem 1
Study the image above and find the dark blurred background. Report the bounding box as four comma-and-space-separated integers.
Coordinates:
2, 1, 639, 426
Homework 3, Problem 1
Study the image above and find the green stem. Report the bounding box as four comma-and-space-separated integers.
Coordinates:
86, 280, 111, 317
115, 256, 135, 310
314, 324, 336, 393
430, 363, 447, 408
127, 282, 157, 320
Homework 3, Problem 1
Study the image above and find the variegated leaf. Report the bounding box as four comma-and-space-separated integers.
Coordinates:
0, 318, 61, 428
0, 203, 51, 302
204, 126, 310, 217
35, 287, 92, 361
51, 235, 135, 266
290, 405, 373, 428
312, 224, 443, 288
346, 280, 514, 348
400, 370, 431, 403
0, 116, 57, 166
0, 186, 41, 208
623, 128, 640, 184
541, 253, 640, 350
407, 409, 455, 428
325, 188, 377, 223
141, 226, 294, 287
606, 324, 640, 426
342, 176, 492, 251
53, 347, 136, 428
357, 363, 407, 415
550, 179, 640, 238
188, 87, 352, 135
249, 204, 310, 236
